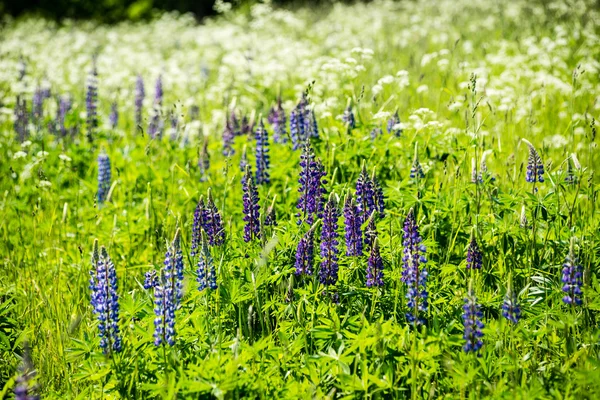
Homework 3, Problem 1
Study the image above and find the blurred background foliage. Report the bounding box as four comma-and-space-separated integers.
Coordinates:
0, 0, 360, 23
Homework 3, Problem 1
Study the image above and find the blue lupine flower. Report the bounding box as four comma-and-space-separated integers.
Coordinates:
295, 225, 316, 276
14, 343, 38, 400
223, 116, 235, 156
169, 112, 179, 141
268, 96, 288, 144
109, 102, 118, 129
306, 109, 319, 139
32, 86, 44, 123
387, 111, 402, 137
342, 105, 356, 129
290, 108, 303, 150
56, 95, 71, 137
90, 240, 122, 353
410, 156, 424, 180
148, 108, 163, 139
97, 152, 111, 204
199, 140, 210, 182
144, 270, 158, 289
135, 74, 145, 127
191, 198, 205, 256
462, 291, 484, 353
367, 238, 384, 287
14, 96, 29, 142
355, 164, 375, 225
197, 236, 217, 291
523, 139, 544, 184
402, 208, 428, 325
86, 66, 98, 142
502, 289, 521, 324
319, 196, 340, 287
154, 75, 163, 107
296, 142, 327, 225
562, 238, 583, 306
202, 191, 225, 246
255, 119, 270, 185
466, 236, 483, 270
343, 194, 362, 256
242, 167, 261, 242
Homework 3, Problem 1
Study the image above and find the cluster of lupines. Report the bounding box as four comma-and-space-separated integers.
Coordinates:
109, 102, 119, 129
199, 140, 210, 182
522, 139, 544, 184
195, 192, 225, 246
134, 74, 145, 127
154, 229, 184, 346
366, 238, 384, 287
196, 235, 217, 291
386, 110, 402, 136
466, 235, 483, 270
402, 208, 428, 325
144, 269, 158, 289
14, 343, 39, 400
296, 142, 327, 225
268, 96, 287, 144
89, 240, 122, 354
32, 86, 49, 123
55, 95, 72, 137
319, 196, 340, 287
97, 151, 111, 204
295, 225, 316, 276
85, 65, 98, 142
289, 95, 319, 150
343, 194, 363, 256
242, 167, 261, 242
562, 238, 583, 306
462, 290, 485, 354
355, 165, 385, 224
254, 119, 270, 185
14, 96, 29, 141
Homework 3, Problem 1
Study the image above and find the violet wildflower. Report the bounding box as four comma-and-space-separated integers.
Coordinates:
402, 208, 428, 325
90, 240, 122, 353
56, 95, 71, 137
355, 164, 375, 225
14, 343, 39, 400
134, 74, 145, 127
202, 191, 225, 246
296, 142, 327, 225
319, 195, 340, 287
522, 139, 544, 184
199, 140, 210, 182
387, 111, 402, 136
290, 108, 304, 150
241, 114, 254, 136
197, 236, 217, 291
148, 108, 163, 139
97, 152, 111, 204
86, 66, 98, 143
562, 238, 583, 306
366, 238, 384, 287
242, 167, 261, 242
342, 105, 356, 130
14, 96, 29, 142
268, 96, 288, 144
191, 198, 205, 256
343, 194, 363, 256
295, 225, 316, 276
466, 235, 483, 270
255, 119, 270, 185
223, 116, 235, 156
462, 290, 484, 353
306, 109, 320, 138
154, 75, 163, 107
32, 86, 44, 123
502, 288, 521, 324
144, 270, 158, 290
109, 101, 118, 129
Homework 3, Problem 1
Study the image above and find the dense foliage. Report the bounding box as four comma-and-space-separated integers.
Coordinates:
1, 0, 600, 398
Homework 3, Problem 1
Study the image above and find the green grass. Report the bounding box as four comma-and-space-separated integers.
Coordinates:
1, 0, 600, 398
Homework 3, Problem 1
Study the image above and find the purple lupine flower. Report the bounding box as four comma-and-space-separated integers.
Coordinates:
370, 127, 382, 140
154, 229, 183, 346
134, 74, 145, 127
366, 238, 384, 287
154, 75, 163, 107
197, 236, 217, 291
268, 96, 288, 144
86, 66, 98, 143
56, 95, 71, 137
364, 211, 378, 251
295, 225, 316, 276
199, 140, 210, 182
264, 197, 277, 227
355, 164, 375, 225
90, 240, 122, 353
306, 109, 320, 139
144, 269, 158, 289
97, 152, 111, 204
14, 96, 29, 142
372, 173, 385, 219
32, 86, 44, 123
342, 105, 356, 130
523, 139, 544, 184
223, 116, 235, 156
242, 167, 261, 242
462, 290, 484, 353
402, 208, 428, 325
241, 114, 254, 136
502, 289, 521, 324
343, 194, 362, 256
562, 238, 583, 306
466, 236, 483, 270
230, 110, 241, 136
296, 142, 327, 225
290, 108, 303, 150
148, 108, 163, 139
240, 145, 248, 171
109, 102, 118, 129
410, 154, 424, 180
201, 191, 225, 246
14, 343, 38, 400
386, 111, 402, 137
319, 196, 340, 287
191, 198, 205, 257
255, 119, 270, 185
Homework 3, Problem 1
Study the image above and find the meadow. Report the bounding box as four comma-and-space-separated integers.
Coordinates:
1, 0, 600, 398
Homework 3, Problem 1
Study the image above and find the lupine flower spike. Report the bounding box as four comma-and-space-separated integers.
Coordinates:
197, 233, 217, 291
402, 208, 428, 325
191, 197, 205, 256
466, 233, 483, 270
199, 139, 210, 182
268, 96, 288, 144
242, 166, 261, 242
366, 238, 384, 287
144, 269, 158, 289
319, 194, 340, 287
410, 143, 424, 180
264, 196, 277, 227
297, 141, 327, 225
295, 223, 317, 276
14, 96, 29, 141
254, 118, 270, 185
202, 190, 225, 246
355, 162, 375, 225
343, 194, 362, 256
90, 240, 122, 353
223, 115, 235, 156
134, 74, 145, 128
502, 278, 521, 324
562, 237, 583, 306
109, 101, 119, 129
462, 287, 484, 354
86, 64, 99, 142
14, 342, 39, 400
522, 138, 544, 184
97, 151, 111, 204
